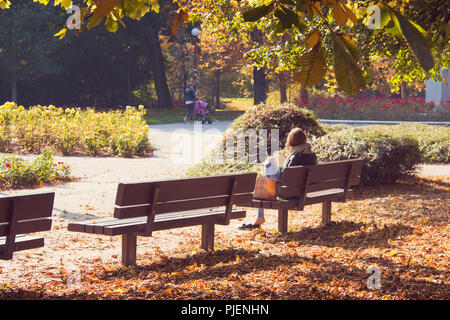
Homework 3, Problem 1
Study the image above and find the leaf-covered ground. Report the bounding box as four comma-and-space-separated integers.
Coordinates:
0, 175, 448, 300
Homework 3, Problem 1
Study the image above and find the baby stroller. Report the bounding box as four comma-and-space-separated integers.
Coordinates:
194, 99, 213, 124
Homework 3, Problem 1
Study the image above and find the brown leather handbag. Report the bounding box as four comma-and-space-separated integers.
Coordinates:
253, 177, 278, 201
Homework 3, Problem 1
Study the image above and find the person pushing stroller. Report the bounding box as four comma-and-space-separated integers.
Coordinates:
184, 80, 196, 124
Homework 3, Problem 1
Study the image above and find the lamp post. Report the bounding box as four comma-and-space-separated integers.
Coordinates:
191, 27, 200, 92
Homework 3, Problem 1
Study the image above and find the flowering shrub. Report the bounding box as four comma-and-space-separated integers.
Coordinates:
0, 102, 152, 157
0, 149, 71, 189
294, 95, 450, 121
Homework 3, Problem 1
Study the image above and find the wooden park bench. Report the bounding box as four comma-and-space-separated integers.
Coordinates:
68, 173, 257, 266
0, 192, 55, 260
251, 159, 364, 233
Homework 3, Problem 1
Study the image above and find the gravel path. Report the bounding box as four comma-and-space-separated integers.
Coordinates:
416, 164, 450, 176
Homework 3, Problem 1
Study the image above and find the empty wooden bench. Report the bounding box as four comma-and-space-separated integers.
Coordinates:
0, 192, 55, 260
252, 159, 363, 233
68, 173, 257, 266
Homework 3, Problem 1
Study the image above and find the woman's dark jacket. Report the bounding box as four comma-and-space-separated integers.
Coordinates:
184, 88, 196, 103
284, 152, 317, 167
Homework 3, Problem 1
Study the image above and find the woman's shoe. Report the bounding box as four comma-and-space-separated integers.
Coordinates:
238, 223, 261, 230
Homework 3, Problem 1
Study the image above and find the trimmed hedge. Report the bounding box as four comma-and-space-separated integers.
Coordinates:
310, 129, 423, 185
322, 123, 450, 164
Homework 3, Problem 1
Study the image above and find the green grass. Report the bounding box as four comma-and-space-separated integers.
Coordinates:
144, 107, 187, 125
222, 97, 254, 111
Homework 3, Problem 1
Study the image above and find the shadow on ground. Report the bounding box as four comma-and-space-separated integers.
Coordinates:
270, 221, 414, 250
1, 247, 447, 299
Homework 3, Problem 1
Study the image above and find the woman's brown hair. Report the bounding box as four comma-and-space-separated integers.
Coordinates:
286, 127, 307, 152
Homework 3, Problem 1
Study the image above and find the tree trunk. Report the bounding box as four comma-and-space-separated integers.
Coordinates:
215, 69, 221, 107
400, 82, 408, 99
279, 73, 287, 104
11, 76, 17, 104
300, 87, 308, 105
253, 67, 267, 105
148, 27, 173, 108
251, 28, 267, 105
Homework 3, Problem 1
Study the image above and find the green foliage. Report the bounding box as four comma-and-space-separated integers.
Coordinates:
0, 148, 71, 189
0, 102, 152, 157
310, 128, 423, 185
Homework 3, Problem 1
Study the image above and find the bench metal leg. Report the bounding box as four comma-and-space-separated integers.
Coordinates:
201, 223, 215, 250
122, 233, 137, 266
278, 209, 288, 233
322, 201, 332, 226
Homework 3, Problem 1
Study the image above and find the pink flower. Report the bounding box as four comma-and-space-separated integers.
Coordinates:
5, 164, 11, 168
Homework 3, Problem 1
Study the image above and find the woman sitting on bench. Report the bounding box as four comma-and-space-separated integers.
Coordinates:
239, 127, 317, 230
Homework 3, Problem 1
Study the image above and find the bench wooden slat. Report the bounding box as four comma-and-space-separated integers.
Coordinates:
115, 173, 257, 206
282, 159, 363, 185
68, 217, 126, 233
114, 193, 253, 219
304, 176, 360, 192
69, 208, 246, 236
0, 193, 54, 223
103, 209, 246, 236
95, 207, 232, 234
0, 235, 45, 258
68, 217, 144, 234
0, 218, 52, 237
305, 188, 346, 204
